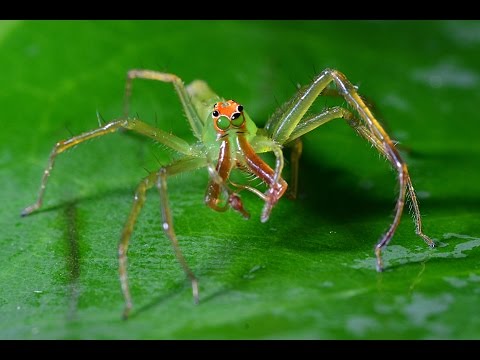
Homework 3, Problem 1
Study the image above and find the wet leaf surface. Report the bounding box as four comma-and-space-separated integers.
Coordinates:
1, 20, 479, 339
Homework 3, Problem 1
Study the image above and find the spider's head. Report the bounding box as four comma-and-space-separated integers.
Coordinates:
212, 100, 245, 133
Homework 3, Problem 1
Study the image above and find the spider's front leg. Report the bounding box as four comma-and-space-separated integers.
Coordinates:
203, 131, 287, 222
265, 68, 434, 271
124, 69, 205, 140
240, 135, 288, 223
204, 140, 250, 220
21, 118, 194, 217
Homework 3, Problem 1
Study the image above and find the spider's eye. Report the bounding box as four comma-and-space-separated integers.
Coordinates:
237, 105, 243, 112
231, 113, 244, 127
216, 117, 230, 131
212, 110, 219, 117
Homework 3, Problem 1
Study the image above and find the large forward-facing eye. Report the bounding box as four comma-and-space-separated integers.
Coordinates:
230, 104, 244, 127
215, 117, 230, 131
231, 113, 244, 127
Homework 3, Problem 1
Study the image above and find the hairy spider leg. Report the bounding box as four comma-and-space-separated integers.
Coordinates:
283, 106, 434, 270
264, 69, 433, 271
20, 116, 209, 319
124, 70, 205, 140
118, 156, 207, 319
285, 138, 303, 200
342, 119, 434, 256
247, 136, 287, 222
21, 119, 195, 217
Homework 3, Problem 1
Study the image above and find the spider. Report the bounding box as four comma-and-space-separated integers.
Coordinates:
22, 68, 435, 319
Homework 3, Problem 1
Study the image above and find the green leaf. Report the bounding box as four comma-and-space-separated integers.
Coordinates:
1, 20, 479, 339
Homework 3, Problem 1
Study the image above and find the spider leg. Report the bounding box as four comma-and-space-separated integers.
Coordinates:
205, 160, 251, 219
265, 69, 402, 146
119, 170, 156, 319
286, 105, 434, 271
265, 68, 433, 271
286, 138, 303, 200
21, 118, 197, 217
344, 117, 435, 271
247, 136, 287, 222
119, 156, 207, 319
124, 70, 205, 140
343, 118, 435, 257
264, 71, 348, 144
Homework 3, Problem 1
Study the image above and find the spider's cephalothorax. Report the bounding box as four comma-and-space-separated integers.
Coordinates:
22, 69, 435, 319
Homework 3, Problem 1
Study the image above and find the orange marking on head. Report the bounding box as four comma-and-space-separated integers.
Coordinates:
212, 100, 243, 120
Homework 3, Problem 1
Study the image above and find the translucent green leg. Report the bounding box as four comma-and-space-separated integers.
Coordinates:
118, 171, 156, 319
124, 70, 204, 140
345, 119, 435, 266
264, 70, 343, 144
119, 156, 206, 319
286, 138, 303, 200
266, 69, 401, 149
284, 104, 434, 271
21, 118, 195, 217
265, 68, 433, 271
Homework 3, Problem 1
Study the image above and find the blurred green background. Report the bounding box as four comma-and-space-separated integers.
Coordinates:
0, 20, 479, 339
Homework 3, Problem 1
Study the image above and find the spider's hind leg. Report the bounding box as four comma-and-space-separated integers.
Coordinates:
344, 116, 435, 270
285, 104, 434, 271
270, 68, 434, 271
